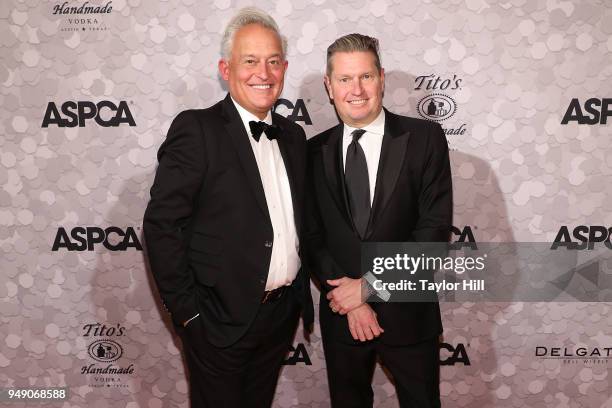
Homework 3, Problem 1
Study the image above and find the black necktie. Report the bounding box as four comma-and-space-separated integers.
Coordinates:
249, 121, 280, 142
345, 129, 370, 238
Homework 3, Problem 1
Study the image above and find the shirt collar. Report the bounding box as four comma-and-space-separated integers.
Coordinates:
343, 109, 385, 138
230, 96, 273, 134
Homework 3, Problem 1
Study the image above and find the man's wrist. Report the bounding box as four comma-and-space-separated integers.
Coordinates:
360, 276, 375, 299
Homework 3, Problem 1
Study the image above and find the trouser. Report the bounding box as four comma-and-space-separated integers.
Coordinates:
179, 289, 300, 408
323, 334, 441, 408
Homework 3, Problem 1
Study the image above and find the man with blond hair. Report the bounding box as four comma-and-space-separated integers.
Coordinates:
307, 33, 452, 407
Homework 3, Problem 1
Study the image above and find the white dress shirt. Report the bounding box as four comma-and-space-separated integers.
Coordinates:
232, 97, 300, 290
342, 109, 386, 205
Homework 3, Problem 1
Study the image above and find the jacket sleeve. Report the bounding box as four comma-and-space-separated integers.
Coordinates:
143, 110, 208, 326
304, 143, 347, 293
411, 122, 453, 243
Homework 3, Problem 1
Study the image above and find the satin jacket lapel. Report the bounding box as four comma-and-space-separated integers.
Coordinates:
221, 95, 270, 220
366, 109, 410, 238
273, 114, 302, 236
321, 124, 354, 228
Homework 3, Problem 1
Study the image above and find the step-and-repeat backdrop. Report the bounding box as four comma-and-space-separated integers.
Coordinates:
1, 0, 611, 407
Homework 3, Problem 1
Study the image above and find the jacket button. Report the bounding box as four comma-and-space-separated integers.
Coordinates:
264, 241, 273, 248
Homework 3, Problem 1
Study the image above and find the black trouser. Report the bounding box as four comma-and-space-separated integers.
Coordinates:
322, 334, 440, 408
179, 290, 300, 408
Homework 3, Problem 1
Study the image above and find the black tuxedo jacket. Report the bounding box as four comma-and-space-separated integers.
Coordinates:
306, 109, 452, 345
144, 94, 313, 347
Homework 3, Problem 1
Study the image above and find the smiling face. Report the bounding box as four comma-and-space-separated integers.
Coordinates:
325, 51, 384, 128
218, 23, 287, 119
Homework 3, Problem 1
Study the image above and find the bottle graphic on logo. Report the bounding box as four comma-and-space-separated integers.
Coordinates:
427, 100, 437, 116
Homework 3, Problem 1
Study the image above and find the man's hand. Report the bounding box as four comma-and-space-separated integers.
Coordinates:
347, 304, 384, 342
327, 277, 364, 314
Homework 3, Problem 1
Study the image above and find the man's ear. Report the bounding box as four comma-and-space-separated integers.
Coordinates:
324, 76, 333, 100
218, 59, 229, 81
380, 68, 385, 95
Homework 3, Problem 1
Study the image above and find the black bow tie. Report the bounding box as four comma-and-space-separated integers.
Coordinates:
249, 121, 280, 142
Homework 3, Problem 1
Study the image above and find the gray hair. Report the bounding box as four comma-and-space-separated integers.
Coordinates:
326, 33, 382, 76
221, 7, 287, 60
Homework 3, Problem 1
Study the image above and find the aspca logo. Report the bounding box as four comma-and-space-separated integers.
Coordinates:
561, 98, 611, 125
450, 226, 477, 250
283, 343, 312, 365
551, 226, 612, 250
41, 101, 136, 128
439, 342, 470, 366
52, 227, 143, 251
417, 94, 457, 122
273, 98, 312, 125
87, 339, 123, 363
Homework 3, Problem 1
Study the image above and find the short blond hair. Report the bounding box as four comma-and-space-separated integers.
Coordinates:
326, 33, 382, 76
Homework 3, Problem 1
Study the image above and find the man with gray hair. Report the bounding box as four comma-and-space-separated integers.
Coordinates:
306, 33, 452, 407
144, 7, 313, 407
